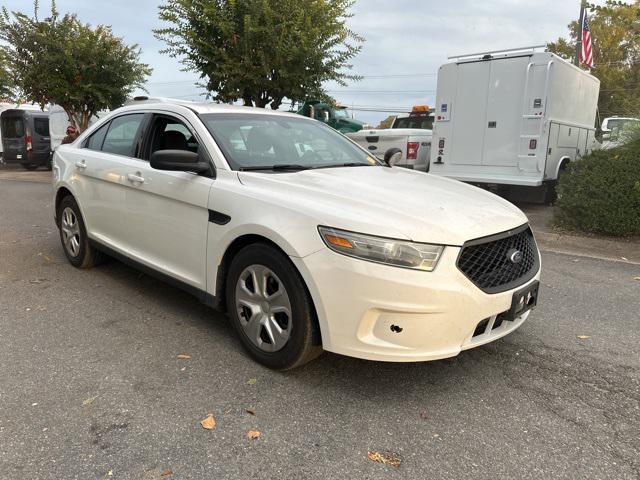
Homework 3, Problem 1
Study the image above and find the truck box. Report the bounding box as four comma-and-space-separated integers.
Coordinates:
429, 49, 600, 191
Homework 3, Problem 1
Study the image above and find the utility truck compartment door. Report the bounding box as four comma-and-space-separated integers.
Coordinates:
558, 125, 578, 148
450, 61, 490, 165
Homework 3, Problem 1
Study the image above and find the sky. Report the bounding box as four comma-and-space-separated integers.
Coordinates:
2, 0, 601, 125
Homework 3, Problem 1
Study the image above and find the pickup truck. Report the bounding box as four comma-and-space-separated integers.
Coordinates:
346, 106, 433, 171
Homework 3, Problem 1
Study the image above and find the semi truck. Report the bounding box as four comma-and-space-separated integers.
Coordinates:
429, 47, 600, 202
346, 105, 433, 171
296, 101, 365, 134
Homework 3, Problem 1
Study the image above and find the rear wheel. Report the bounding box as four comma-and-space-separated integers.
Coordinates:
226, 243, 322, 370
57, 195, 103, 268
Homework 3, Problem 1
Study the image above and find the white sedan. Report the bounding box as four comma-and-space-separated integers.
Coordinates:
52, 99, 541, 369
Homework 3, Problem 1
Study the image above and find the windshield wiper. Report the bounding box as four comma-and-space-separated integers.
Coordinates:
239, 164, 311, 172
314, 162, 375, 169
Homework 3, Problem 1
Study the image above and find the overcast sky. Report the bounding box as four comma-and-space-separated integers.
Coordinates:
2, 0, 605, 124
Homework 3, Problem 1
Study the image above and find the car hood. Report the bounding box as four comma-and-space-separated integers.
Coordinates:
238, 167, 528, 246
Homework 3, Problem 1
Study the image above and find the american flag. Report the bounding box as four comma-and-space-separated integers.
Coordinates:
580, 13, 594, 69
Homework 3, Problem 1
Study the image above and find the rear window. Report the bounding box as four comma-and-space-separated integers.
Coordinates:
394, 115, 434, 130
1, 117, 25, 138
34, 118, 50, 136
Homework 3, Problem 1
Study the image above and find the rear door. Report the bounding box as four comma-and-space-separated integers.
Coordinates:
1, 114, 26, 162
482, 56, 530, 166
67, 113, 147, 250
450, 61, 491, 165
119, 112, 213, 290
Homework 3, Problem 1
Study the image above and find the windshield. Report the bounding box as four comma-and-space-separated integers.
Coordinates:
607, 119, 637, 131
333, 109, 349, 119
201, 114, 379, 171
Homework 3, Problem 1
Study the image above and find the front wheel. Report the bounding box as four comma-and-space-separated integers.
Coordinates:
226, 243, 322, 370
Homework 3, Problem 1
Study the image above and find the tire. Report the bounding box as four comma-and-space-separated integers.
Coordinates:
226, 243, 322, 370
57, 195, 103, 269
22, 163, 39, 171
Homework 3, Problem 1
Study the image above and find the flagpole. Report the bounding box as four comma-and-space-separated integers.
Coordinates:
574, 0, 586, 67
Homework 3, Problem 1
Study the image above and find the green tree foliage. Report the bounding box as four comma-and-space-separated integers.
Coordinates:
548, 1, 640, 119
0, 48, 14, 100
377, 115, 396, 129
155, 0, 363, 109
0, 1, 151, 131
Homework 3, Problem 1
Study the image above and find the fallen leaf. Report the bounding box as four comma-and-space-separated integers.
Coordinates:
246, 378, 257, 385
82, 395, 98, 406
634, 277, 640, 281
621, 257, 628, 261
176, 354, 191, 360
43, 255, 51, 263
577, 335, 591, 340
247, 430, 261, 439
419, 411, 428, 420
160, 469, 173, 477
245, 408, 256, 416
367, 450, 401, 467
200, 414, 216, 430
107, 471, 113, 477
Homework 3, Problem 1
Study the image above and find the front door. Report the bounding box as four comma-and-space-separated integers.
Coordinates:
120, 113, 213, 291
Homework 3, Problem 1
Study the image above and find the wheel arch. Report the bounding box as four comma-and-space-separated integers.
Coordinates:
555, 156, 572, 179
215, 234, 323, 346
54, 186, 74, 226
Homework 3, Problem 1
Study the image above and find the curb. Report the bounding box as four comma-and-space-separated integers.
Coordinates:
533, 229, 640, 265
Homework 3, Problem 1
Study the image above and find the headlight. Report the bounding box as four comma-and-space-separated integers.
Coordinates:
318, 226, 444, 271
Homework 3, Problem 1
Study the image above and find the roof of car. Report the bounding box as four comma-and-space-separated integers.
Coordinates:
124, 97, 301, 118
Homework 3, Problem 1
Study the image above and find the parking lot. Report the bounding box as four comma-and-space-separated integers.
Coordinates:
1, 174, 639, 479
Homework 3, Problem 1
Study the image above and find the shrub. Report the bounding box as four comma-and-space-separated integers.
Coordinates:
554, 138, 640, 236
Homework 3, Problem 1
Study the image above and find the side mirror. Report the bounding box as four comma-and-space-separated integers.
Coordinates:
602, 133, 611, 141
150, 149, 210, 174
384, 147, 403, 167
323, 111, 330, 123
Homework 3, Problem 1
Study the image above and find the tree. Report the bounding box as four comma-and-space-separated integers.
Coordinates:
548, 1, 640, 120
377, 115, 396, 129
0, 48, 13, 100
0, 1, 151, 131
155, 0, 363, 109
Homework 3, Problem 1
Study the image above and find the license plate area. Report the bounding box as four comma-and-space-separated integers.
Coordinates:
504, 281, 539, 322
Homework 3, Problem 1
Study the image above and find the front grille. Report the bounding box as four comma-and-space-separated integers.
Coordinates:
457, 224, 539, 294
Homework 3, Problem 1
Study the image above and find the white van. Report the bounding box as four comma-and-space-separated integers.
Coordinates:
429, 48, 600, 201
49, 105, 108, 151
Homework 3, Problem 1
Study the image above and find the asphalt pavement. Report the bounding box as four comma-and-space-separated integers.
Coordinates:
1, 177, 639, 480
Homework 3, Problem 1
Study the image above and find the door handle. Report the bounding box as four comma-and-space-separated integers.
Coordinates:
75, 160, 87, 170
127, 172, 145, 184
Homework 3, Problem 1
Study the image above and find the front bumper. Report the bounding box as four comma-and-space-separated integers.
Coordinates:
292, 246, 541, 362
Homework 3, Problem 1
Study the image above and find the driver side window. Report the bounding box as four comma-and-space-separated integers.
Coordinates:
146, 115, 199, 160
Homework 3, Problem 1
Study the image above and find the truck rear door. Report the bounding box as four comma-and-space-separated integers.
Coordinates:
482, 56, 531, 166
450, 61, 491, 165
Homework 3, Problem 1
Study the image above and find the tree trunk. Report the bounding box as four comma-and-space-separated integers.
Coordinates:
270, 97, 282, 110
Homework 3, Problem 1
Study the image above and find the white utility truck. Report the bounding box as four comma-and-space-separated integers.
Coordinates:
346, 106, 433, 171
429, 47, 600, 202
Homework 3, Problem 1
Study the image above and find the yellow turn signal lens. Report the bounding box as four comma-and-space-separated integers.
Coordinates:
324, 234, 354, 249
